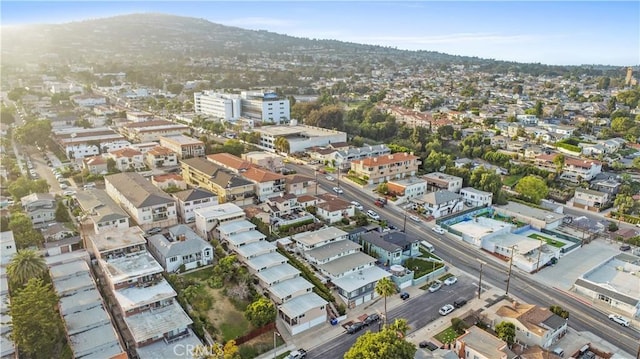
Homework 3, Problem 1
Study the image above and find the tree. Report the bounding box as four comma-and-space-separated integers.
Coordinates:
377, 182, 389, 195
495, 321, 516, 346
549, 305, 570, 319
7, 177, 50, 200
8, 213, 44, 249
244, 296, 276, 327
9, 278, 64, 359
614, 194, 636, 215
106, 158, 118, 173
534, 100, 544, 118
375, 277, 396, 326
469, 167, 503, 204
54, 201, 72, 223
193, 341, 240, 359
6, 249, 47, 288
514, 175, 549, 204
344, 318, 416, 359
437, 125, 455, 139
274, 136, 290, 154
552, 154, 565, 176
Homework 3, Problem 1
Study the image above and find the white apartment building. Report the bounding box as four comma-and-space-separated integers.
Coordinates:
460, 187, 493, 207
423, 172, 463, 193
54, 127, 131, 160
194, 90, 290, 124
75, 189, 130, 234
194, 203, 246, 240
172, 188, 218, 224
159, 135, 205, 159
254, 123, 347, 153
193, 91, 241, 121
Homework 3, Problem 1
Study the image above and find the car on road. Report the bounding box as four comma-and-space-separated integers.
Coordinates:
428, 280, 442, 293
325, 175, 334, 181
400, 292, 410, 300
409, 215, 421, 222
619, 244, 631, 251
332, 186, 344, 194
443, 276, 458, 286
286, 349, 307, 359
366, 210, 380, 221
346, 322, 365, 334
608, 314, 630, 327
363, 313, 380, 326
146, 227, 163, 235
350, 201, 364, 211
432, 226, 445, 234
62, 190, 77, 196
439, 304, 455, 316
453, 298, 467, 308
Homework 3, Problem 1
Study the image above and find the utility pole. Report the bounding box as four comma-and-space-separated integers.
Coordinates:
477, 259, 486, 299
536, 237, 543, 273
315, 168, 318, 195
505, 245, 517, 296
402, 208, 407, 232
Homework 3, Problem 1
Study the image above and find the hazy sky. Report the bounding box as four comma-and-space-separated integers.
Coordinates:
2, 1, 639, 66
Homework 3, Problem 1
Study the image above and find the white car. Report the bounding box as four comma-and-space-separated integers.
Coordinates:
409, 215, 421, 222
608, 314, 630, 327
62, 190, 76, 196
428, 280, 443, 293
350, 201, 364, 210
367, 210, 381, 221
332, 186, 344, 194
432, 226, 445, 234
443, 276, 458, 286
325, 175, 335, 181
439, 304, 455, 316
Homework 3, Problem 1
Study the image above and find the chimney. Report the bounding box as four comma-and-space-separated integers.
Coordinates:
179, 234, 186, 241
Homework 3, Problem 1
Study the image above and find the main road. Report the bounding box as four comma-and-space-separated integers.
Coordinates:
286, 163, 639, 357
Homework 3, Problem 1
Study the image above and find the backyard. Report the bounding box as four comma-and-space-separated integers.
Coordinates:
434, 326, 459, 344
527, 233, 565, 248
404, 257, 444, 278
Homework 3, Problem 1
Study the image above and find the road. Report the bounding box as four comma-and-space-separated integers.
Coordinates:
285, 162, 639, 357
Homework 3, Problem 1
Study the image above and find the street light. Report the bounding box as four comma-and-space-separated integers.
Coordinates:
476, 259, 486, 299
273, 332, 281, 358
505, 245, 518, 296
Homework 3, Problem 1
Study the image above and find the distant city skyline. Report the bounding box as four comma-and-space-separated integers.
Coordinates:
2, 1, 639, 66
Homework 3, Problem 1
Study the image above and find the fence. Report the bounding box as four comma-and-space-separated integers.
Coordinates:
234, 322, 276, 346
540, 228, 581, 253
513, 224, 532, 234
412, 265, 447, 287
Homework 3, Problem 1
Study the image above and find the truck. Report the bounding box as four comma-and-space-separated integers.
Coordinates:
286, 349, 307, 359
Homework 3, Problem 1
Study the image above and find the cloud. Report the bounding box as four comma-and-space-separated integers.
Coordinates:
217, 17, 297, 28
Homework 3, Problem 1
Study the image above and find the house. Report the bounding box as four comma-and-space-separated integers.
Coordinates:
386, 177, 427, 202
421, 190, 464, 218
147, 224, 213, 272
534, 154, 602, 182
241, 167, 286, 201
75, 189, 130, 234
315, 194, 355, 224
104, 172, 178, 231
181, 157, 255, 206
358, 231, 420, 266
493, 301, 568, 349
291, 227, 349, 251
105, 147, 145, 172
241, 151, 284, 172
54, 127, 130, 160
460, 187, 493, 207
350, 152, 421, 185
145, 146, 178, 169
159, 135, 205, 159
20, 192, 56, 225
42, 223, 76, 241
264, 194, 315, 231
285, 174, 316, 195
572, 188, 610, 212
151, 173, 188, 191
82, 155, 109, 175
423, 172, 463, 193
455, 326, 509, 359
331, 144, 392, 170
516, 114, 539, 126
194, 203, 246, 240
172, 188, 218, 224
590, 178, 621, 195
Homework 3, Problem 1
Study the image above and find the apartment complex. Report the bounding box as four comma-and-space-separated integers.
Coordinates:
180, 157, 255, 206
159, 135, 205, 159
350, 152, 421, 185
253, 124, 347, 153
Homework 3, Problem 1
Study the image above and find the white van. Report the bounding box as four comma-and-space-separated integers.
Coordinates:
420, 241, 435, 252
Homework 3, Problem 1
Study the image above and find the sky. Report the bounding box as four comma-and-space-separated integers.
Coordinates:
1, 1, 639, 66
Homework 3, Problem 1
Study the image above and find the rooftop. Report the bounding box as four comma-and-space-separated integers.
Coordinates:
101, 251, 164, 284
360, 231, 417, 253
235, 240, 276, 259
450, 217, 513, 240
319, 252, 376, 277
305, 240, 361, 262
497, 202, 564, 223
89, 226, 146, 254
423, 190, 462, 205
353, 152, 419, 167
332, 265, 391, 293
75, 189, 129, 224
255, 125, 344, 138
292, 227, 348, 248
278, 292, 327, 318
246, 252, 287, 272
160, 134, 204, 145
114, 279, 176, 312
267, 276, 313, 300
135, 328, 202, 359
457, 326, 506, 358
195, 202, 245, 221
255, 263, 300, 285
124, 302, 193, 343
226, 230, 267, 247
147, 225, 211, 259
578, 253, 640, 306
105, 172, 175, 208
58, 288, 103, 316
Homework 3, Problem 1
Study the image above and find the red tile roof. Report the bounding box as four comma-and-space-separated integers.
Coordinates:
207, 153, 252, 171
242, 167, 285, 183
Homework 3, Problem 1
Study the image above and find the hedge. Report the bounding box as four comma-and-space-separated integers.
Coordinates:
277, 248, 335, 303
556, 142, 581, 153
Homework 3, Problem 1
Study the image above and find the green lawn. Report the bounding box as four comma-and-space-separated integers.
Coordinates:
434, 326, 460, 344
527, 233, 565, 248
219, 310, 251, 342
419, 248, 441, 260
182, 266, 215, 281
503, 174, 523, 187
346, 175, 367, 185
404, 258, 444, 278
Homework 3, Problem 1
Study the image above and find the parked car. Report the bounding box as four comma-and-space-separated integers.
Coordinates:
432, 226, 445, 234
62, 190, 77, 196
619, 244, 631, 251
332, 186, 344, 194
146, 227, 163, 235
409, 215, 421, 222
363, 313, 380, 326
439, 304, 455, 316
350, 201, 364, 210
374, 199, 385, 208
428, 280, 442, 293
400, 292, 410, 300
608, 314, 630, 327
443, 276, 458, 286
286, 349, 307, 359
325, 175, 334, 181
367, 210, 381, 221
453, 298, 468, 308
419, 341, 439, 351
347, 322, 365, 334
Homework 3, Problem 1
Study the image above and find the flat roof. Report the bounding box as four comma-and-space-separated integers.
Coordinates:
305, 240, 361, 262
59, 288, 103, 316
278, 292, 327, 318
332, 266, 391, 293
75, 189, 129, 224
451, 217, 513, 239
195, 203, 244, 220
226, 230, 267, 247
101, 252, 164, 283
114, 279, 176, 312
256, 125, 344, 138
457, 326, 506, 358
255, 263, 300, 285
580, 253, 640, 305
486, 234, 542, 255
268, 277, 313, 300
218, 219, 256, 235
160, 134, 204, 145
135, 328, 202, 359
50, 259, 91, 280
497, 202, 564, 223
292, 227, 348, 248
235, 240, 276, 259
124, 302, 192, 343
63, 305, 111, 335
89, 226, 146, 253
246, 252, 287, 272
319, 252, 376, 277
52, 271, 95, 296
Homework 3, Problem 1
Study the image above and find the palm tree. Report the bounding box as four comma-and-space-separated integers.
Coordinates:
375, 277, 396, 326
6, 249, 47, 288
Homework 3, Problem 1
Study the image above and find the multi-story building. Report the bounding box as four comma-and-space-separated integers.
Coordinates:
172, 188, 218, 224
241, 151, 284, 173
492, 302, 568, 349
159, 135, 205, 160
54, 127, 130, 160
118, 120, 190, 143
455, 326, 508, 359
82, 155, 108, 175
193, 91, 241, 121
194, 203, 246, 240
285, 174, 316, 195
423, 172, 463, 193
206, 153, 252, 173
75, 189, 130, 234
105, 173, 178, 231
181, 157, 255, 206
359, 231, 420, 266
315, 194, 355, 224
386, 177, 427, 202
105, 147, 145, 171
20, 192, 56, 225
145, 145, 178, 169
254, 124, 347, 153
422, 190, 464, 218
460, 187, 493, 207
331, 144, 391, 171
241, 167, 286, 201
88, 227, 201, 358
572, 187, 610, 212
147, 224, 213, 273
350, 152, 421, 185
194, 90, 290, 124
534, 154, 602, 182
